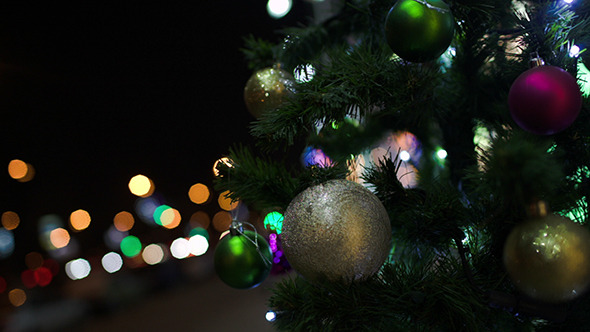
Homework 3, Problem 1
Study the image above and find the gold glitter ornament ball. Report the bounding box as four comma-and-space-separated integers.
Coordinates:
243, 66, 295, 119
282, 179, 392, 283
503, 214, 590, 303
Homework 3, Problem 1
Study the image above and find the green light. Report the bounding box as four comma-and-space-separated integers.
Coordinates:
189, 227, 209, 241
153, 205, 171, 226
436, 148, 447, 159
577, 61, 590, 97
263, 211, 284, 234
120, 235, 142, 257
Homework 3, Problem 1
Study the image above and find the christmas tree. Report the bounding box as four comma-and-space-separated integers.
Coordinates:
215, 0, 590, 330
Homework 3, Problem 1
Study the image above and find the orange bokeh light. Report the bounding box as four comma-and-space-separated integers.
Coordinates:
70, 209, 91, 231
212, 211, 232, 232
8, 159, 34, 182
50, 228, 71, 249
161, 208, 182, 229
190, 211, 211, 229
113, 211, 135, 232
2, 211, 20, 230
188, 183, 210, 204
218, 190, 239, 211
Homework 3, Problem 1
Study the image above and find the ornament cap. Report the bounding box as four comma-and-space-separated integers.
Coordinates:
529, 51, 545, 68
526, 200, 549, 218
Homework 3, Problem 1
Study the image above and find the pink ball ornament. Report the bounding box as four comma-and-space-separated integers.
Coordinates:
508, 65, 582, 135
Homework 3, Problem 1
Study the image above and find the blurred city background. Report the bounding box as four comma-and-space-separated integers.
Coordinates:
0, 1, 338, 331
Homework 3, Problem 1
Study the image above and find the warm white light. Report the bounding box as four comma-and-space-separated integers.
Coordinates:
170, 237, 190, 259
399, 150, 411, 161
65, 258, 91, 280
570, 45, 581, 58
188, 235, 209, 256
142, 243, 165, 265
101, 252, 123, 273
267, 0, 292, 19
265, 310, 277, 322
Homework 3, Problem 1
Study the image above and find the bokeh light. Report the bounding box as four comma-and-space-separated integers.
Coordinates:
104, 225, 128, 250
189, 183, 210, 204
8, 288, 26, 307
34, 267, 53, 287
218, 190, 239, 211
50, 228, 71, 249
21, 269, 36, 288
159, 207, 182, 229
301, 146, 332, 167
25, 252, 44, 270
267, 0, 292, 19
70, 209, 91, 231
113, 211, 135, 232
189, 227, 209, 240
102, 252, 123, 273
135, 195, 164, 225
142, 243, 165, 265
213, 157, 234, 177
128, 174, 155, 197
120, 235, 142, 257
212, 211, 232, 232
264, 211, 284, 234
188, 235, 209, 256
170, 237, 190, 259
38, 214, 64, 251
190, 211, 211, 229
65, 258, 91, 280
266, 310, 277, 322
2, 211, 20, 230
8, 159, 35, 182
0, 228, 15, 259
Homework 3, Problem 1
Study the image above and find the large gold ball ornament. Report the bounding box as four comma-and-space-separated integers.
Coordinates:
282, 179, 392, 283
243, 66, 295, 119
503, 214, 590, 302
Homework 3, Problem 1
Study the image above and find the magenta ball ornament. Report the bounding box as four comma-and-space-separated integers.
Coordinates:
508, 65, 582, 135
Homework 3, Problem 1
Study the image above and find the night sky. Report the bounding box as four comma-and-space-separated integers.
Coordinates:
0, 2, 313, 268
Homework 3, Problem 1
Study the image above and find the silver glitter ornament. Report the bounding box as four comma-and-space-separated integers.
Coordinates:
282, 179, 392, 283
243, 66, 295, 119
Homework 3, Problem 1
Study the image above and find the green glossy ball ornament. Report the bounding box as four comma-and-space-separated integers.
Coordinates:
503, 214, 590, 303
214, 229, 273, 289
385, 0, 455, 63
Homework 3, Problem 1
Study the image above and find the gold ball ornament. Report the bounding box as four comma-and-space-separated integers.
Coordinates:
243, 66, 295, 119
503, 214, 590, 303
282, 179, 392, 283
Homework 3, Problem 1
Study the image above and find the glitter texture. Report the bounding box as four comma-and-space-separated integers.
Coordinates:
243, 66, 295, 119
282, 179, 392, 283
503, 214, 590, 302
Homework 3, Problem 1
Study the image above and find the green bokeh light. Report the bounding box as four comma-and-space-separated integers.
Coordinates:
264, 211, 284, 234
153, 205, 171, 226
189, 227, 209, 241
120, 235, 142, 257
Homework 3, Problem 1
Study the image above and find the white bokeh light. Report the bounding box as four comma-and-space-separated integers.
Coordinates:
294, 64, 316, 83
267, 0, 292, 19
65, 258, 91, 280
188, 235, 209, 256
399, 150, 411, 161
101, 252, 123, 273
142, 243, 165, 265
170, 237, 190, 259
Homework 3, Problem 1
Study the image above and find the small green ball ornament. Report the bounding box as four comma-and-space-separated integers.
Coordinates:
385, 0, 455, 63
214, 227, 273, 289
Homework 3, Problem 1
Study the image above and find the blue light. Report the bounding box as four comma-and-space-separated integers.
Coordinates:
0, 228, 15, 259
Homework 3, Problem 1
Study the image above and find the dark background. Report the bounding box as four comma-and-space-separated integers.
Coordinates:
0, 2, 314, 331
0, 2, 312, 256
